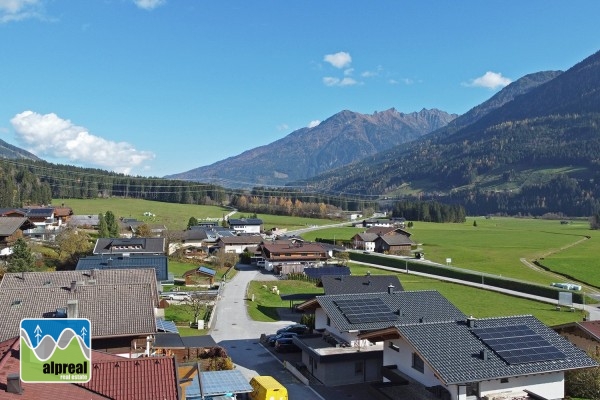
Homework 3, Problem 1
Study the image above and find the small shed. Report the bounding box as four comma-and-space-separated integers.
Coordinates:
184, 266, 217, 286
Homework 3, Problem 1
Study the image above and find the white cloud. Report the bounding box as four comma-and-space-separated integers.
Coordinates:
133, 0, 165, 10
10, 110, 155, 174
277, 123, 289, 131
323, 51, 352, 69
343, 68, 354, 76
307, 120, 321, 128
0, 0, 43, 23
466, 71, 512, 89
323, 77, 358, 87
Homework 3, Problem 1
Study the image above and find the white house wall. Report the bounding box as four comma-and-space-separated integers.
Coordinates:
384, 339, 441, 387
479, 372, 564, 399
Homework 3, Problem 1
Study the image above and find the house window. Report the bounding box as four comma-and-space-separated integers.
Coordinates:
388, 341, 400, 352
326, 316, 330, 326
412, 353, 424, 373
500, 378, 509, 384
354, 361, 363, 375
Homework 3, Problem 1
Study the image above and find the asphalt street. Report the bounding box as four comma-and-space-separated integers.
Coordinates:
210, 264, 324, 400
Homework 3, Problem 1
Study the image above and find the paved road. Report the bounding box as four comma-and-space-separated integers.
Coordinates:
210, 264, 324, 400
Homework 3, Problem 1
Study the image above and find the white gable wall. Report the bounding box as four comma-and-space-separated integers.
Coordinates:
384, 339, 441, 387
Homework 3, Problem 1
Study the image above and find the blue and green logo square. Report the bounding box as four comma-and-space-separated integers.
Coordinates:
20, 318, 91, 383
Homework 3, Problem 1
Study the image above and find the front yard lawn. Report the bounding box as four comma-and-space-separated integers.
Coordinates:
246, 280, 324, 322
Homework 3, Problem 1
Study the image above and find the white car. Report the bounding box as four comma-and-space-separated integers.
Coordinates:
165, 292, 191, 301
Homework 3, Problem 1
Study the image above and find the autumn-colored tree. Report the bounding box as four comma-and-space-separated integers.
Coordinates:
135, 224, 152, 237
56, 227, 92, 265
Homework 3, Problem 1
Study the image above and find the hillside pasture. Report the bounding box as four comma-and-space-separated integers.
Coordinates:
56, 198, 232, 231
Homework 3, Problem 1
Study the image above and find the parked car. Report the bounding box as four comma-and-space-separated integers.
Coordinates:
275, 324, 309, 335
274, 337, 300, 353
165, 292, 191, 301
267, 332, 298, 347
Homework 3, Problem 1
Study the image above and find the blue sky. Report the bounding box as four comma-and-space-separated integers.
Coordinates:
1, 1, 599, 177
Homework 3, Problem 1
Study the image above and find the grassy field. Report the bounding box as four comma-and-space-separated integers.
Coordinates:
58, 198, 337, 232
246, 264, 585, 326
57, 198, 233, 231
305, 217, 599, 289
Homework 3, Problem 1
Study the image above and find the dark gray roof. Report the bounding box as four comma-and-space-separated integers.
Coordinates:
153, 333, 218, 349
93, 237, 166, 254
68, 215, 100, 227
396, 315, 599, 384
228, 218, 263, 226
0, 269, 159, 342
316, 290, 465, 332
320, 275, 404, 295
76, 254, 169, 281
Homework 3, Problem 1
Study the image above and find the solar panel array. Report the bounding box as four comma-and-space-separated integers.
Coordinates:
334, 297, 397, 324
155, 318, 179, 333
304, 266, 351, 279
199, 370, 253, 396
472, 324, 566, 365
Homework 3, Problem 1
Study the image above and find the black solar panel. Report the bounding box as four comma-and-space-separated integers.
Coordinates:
472, 324, 566, 364
305, 266, 351, 279
334, 298, 397, 324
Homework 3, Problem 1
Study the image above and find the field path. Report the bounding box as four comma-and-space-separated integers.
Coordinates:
520, 235, 600, 297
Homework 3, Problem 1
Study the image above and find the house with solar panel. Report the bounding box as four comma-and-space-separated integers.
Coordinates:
93, 237, 166, 255
294, 289, 466, 386
76, 253, 169, 281
359, 315, 598, 399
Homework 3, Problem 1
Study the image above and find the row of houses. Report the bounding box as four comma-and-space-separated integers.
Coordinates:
285, 272, 598, 400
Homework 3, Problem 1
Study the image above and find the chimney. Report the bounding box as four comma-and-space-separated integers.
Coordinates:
20, 271, 25, 280
91, 268, 97, 279
366, 271, 371, 277
6, 373, 22, 394
467, 316, 476, 328
480, 349, 489, 361
387, 284, 395, 294
67, 299, 79, 318
70, 280, 77, 292
419, 317, 425, 323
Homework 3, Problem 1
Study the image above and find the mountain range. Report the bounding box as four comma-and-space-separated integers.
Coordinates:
295, 50, 600, 199
165, 108, 457, 187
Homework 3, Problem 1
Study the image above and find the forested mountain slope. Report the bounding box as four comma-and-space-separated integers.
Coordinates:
166, 108, 457, 188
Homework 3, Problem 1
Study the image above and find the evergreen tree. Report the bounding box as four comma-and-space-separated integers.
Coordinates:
7, 238, 35, 272
105, 211, 120, 237
97, 213, 109, 237
187, 217, 199, 230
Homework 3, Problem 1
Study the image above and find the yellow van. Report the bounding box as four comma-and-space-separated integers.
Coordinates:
248, 375, 288, 400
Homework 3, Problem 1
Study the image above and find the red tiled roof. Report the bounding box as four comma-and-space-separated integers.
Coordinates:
0, 337, 108, 400
579, 321, 600, 341
80, 357, 179, 400
0, 337, 179, 400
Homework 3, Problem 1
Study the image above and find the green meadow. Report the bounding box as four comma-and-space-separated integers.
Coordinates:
310, 217, 599, 289
58, 198, 335, 232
